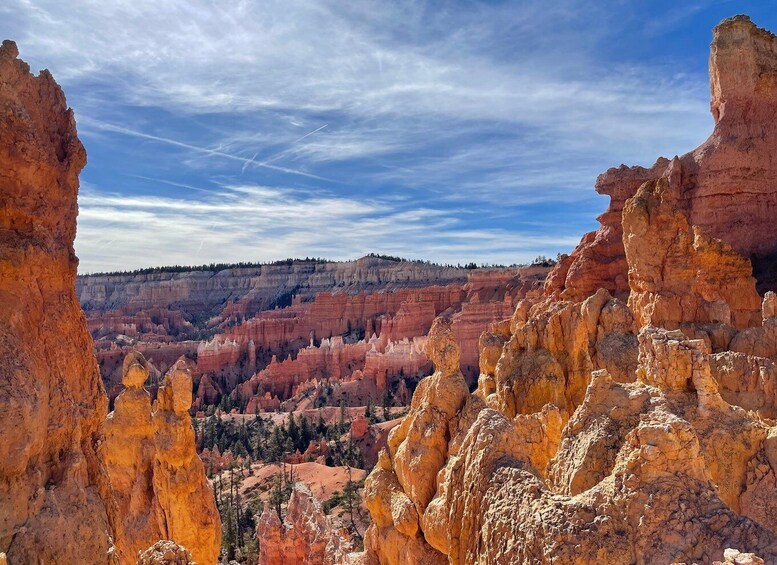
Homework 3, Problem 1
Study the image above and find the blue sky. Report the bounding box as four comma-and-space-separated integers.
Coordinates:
3, 1, 776, 273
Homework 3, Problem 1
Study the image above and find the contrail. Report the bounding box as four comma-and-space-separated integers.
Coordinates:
82, 118, 329, 181
258, 124, 329, 167
293, 123, 328, 143
241, 152, 259, 174
128, 174, 213, 193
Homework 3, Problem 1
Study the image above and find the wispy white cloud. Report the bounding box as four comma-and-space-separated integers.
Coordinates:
6, 0, 712, 162
75, 181, 578, 272
2, 0, 729, 270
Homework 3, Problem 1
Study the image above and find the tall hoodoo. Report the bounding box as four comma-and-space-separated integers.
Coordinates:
153, 359, 221, 564
547, 15, 777, 300
105, 354, 222, 564
0, 39, 116, 561
103, 352, 162, 562
361, 15, 777, 564
0, 41, 221, 564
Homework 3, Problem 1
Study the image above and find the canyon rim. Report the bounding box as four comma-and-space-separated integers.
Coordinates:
3, 9, 777, 565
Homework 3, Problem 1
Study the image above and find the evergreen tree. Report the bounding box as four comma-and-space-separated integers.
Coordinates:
316, 410, 327, 436
299, 414, 312, 452
283, 436, 295, 456
342, 467, 361, 537
365, 396, 376, 424
338, 400, 347, 434
381, 389, 391, 421
269, 473, 286, 520
286, 412, 299, 448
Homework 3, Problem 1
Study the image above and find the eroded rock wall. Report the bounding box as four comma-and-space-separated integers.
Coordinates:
359, 15, 777, 565
0, 39, 117, 563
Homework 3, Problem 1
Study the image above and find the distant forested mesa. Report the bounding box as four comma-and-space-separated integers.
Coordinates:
79, 252, 557, 277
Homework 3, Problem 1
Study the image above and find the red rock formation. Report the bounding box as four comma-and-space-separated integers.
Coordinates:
232, 268, 547, 412
103, 353, 221, 564
152, 360, 222, 564
83, 264, 548, 411
193, 373, 223, 409
359, 16, 777, 565
0, 40, 118, 563
352, 418, 403, 470
256, 483, 353, 565
623, 162, 762, 332
546, 15, 777, 301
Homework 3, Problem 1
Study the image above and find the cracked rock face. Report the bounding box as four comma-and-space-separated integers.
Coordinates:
0, 39, 117, 563
358, 16, 777, 565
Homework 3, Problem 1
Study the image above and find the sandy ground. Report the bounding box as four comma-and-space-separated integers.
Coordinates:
236, 461, 367, 501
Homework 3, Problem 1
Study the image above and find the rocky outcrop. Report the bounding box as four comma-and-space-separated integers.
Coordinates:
0, 39, 118, 563
103, 352, 161, 561
359, 15, 777, 565
546, 15, 777, 301
362, 318, 468, 564
152, 360, 222, 564
257, 483, 353, 565
238, 334, 431, 411
623, 161, 761, 332
136, 540, 195, 565
103, 353, 221, 564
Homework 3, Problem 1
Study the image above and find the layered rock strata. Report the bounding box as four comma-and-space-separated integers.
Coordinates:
83, 263, 547, 407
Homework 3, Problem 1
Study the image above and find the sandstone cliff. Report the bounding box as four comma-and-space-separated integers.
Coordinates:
0, 41, 221, 564
359, 15, 777, 564
0, 39, 117, 563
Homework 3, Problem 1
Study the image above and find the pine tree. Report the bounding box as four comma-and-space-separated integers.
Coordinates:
316, 410, 327, 437
286, 412, 299, 448
342, 466, 361, 537
338, 400, 347, 434
269, 473, 285, 520
381, 389, 391, 421
365, 396, 376, 424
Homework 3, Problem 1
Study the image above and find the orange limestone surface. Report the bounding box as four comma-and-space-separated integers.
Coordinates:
0, 39, 117, 563
104, 354, 221, 564
0, 41, 220, 564
357, 16, 777, 565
